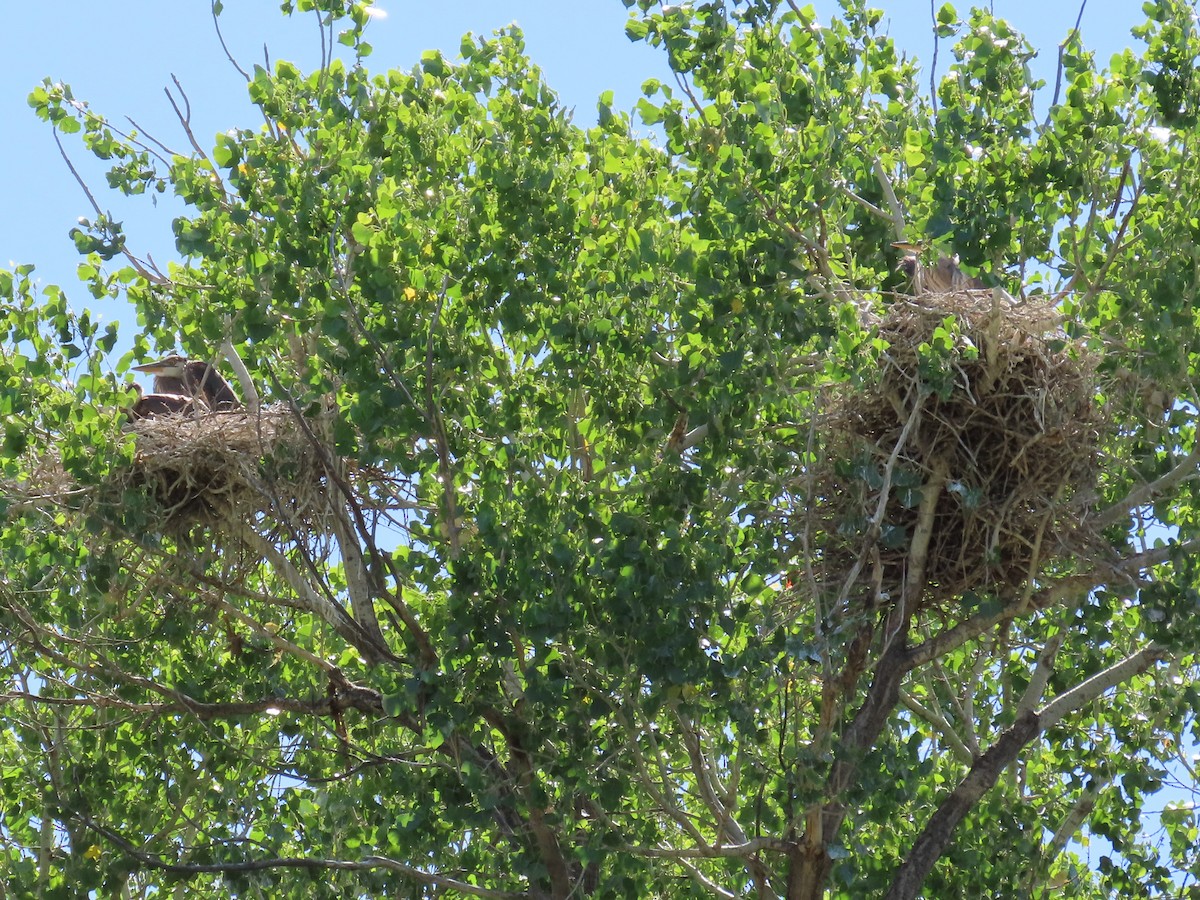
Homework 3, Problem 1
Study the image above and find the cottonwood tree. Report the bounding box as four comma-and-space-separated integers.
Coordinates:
3, 0, 1200, 897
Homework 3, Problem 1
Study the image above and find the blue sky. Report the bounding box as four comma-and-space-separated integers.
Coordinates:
2, 1, 1147, 336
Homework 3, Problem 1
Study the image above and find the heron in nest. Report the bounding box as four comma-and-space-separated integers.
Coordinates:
133, 354, 241, 411
893, 242, 985, 295
126, 383, 197, 420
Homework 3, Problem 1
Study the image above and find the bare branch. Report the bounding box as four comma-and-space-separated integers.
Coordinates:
872, 156, 908, 241
164, 76, 229, 200
1046, 777, 1104, 855
900, 689, 974, 764
673, 706, 780, 894
220, 338, 261, 414
207, 595, 337, 675
676, 708, 745, 844
329, 487, 387, 650
907, 576, 1095, 668
211, 1, 252, 81
1039, 645, 1166, 728
678, 859, 740, 900
235, 526, 384, 662
839, 184, 893, 225
52, 130, 167, 285
1015, 624, 1067, 716
1045, 0, 1089, 127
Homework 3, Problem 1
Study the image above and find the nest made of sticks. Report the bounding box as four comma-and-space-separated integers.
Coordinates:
113, 405, 327, 532
801, 288, 1105, 610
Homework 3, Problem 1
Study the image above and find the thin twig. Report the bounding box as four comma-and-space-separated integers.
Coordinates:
426, 276, 462, 559
79, 815, 522, 899
1075, 173, 1143, 311
211, 1, 251, 81
900, 689, 974, 764
123, 116, 179, 166
1045, 0, 1089, 127
929, 0, 940, 115
164, 77, 230, 200
52, 130, 167, 285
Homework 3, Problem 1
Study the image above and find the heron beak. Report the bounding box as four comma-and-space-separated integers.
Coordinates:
132, 360, 185, 376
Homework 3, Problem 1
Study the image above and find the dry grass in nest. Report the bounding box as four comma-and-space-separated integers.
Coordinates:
114, 405, 327, 534
801, 288, 1105, 610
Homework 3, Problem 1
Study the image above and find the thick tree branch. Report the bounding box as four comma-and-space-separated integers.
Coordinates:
220, 338, 260, 414
480, 707, 573, 899
1095, 447, 1200, 528
236, 527, 385, 661
788, 459, 946, 899
872, 156, 909, 241
2, 687, 382, 721
884, 644, 1167, 900
907, 576, 1095, 668
1048, 779, 1103, 856
328, 487, 387, 651
1015, 625, 1068, 716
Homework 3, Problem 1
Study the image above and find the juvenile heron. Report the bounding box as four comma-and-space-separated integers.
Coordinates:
894, 243, 985, 295
133, 355, 241, 411
126, 383, 197, 420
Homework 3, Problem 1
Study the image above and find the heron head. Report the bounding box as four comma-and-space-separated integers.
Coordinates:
896, 254, 920, 279
891, 241, 924, 278
132, 354, 189, 378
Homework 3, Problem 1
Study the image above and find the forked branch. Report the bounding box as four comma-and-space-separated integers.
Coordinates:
884, 644, 1167, 900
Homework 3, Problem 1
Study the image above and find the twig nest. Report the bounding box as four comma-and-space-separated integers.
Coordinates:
117, 405, 324, 529
809, 288, 1104, 609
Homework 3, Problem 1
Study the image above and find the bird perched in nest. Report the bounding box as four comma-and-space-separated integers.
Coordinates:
127, 383, 197, 420
133, 354, 242, 411
893, 242, 986, 295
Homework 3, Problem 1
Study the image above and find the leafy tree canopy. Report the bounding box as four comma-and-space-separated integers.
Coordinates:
4, 0, 1200, 896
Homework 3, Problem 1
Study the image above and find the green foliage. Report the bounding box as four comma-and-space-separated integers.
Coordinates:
4, 0, 1200, 897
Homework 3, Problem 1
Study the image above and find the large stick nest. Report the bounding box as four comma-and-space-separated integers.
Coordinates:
803, 289, 1105, 610
114, 405, 328, 533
